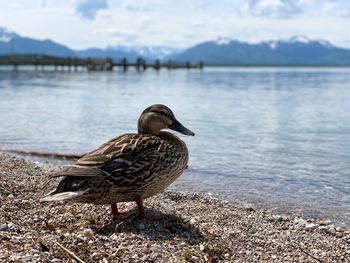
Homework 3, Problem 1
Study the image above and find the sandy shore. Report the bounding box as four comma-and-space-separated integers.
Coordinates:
0, 153, 349, 262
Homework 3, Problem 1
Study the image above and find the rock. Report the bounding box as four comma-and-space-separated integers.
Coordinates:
82, 228, 94, 237
305, 223, 318, 230
316, 220, 332, 226
335, 227, 343, 232
0, 223, 9, 231
10, 235, 23, 243
243, 204, 255, 211
319, 226, 328, 232
138, 223, 145, 230
270, 215, 288, 221
335, 232, 343, 238
189, 218, 196, 224
110, 234, 119, 240
295, 218, 306, 227
150, 245, 162, 253
191, 255, 199, 262
30, 249, 40, 254
327, 227, 336, 235
199, 244, 205, 251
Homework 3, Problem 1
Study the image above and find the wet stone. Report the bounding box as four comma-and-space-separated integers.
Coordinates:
0, 223, 9, 231
305, 223, 318, 230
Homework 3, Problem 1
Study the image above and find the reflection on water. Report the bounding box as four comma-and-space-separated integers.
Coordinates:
0, 67, 350, 225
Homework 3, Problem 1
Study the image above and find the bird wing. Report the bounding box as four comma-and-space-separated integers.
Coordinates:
48, 134, 163, 181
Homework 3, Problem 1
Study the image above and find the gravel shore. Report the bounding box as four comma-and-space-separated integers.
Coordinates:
0, 153, 349, 262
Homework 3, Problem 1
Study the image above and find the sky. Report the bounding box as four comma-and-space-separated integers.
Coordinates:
0, 0, 349, 49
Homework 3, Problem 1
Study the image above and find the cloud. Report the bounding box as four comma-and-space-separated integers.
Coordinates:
238, 0, 350, 19
191, 20, 205, 28
320, 1, 350, 17
40, 0, 47, 7
94, 27, 138, 43
242, 0, 303, 18
122, 0, 147, 12
76, 0, 109, 20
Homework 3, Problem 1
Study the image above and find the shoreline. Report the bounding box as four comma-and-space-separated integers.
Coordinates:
9, 151, 350, 228
0, 153, 349, 262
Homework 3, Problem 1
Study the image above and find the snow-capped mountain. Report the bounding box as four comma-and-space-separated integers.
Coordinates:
265, 35, 333, 50
0, 27, 18, 43
1, 26, 350, 65
174, 35, 350, 65
0, 26, 74, 56
0, 26, 181, 61
107, 45, 183, 60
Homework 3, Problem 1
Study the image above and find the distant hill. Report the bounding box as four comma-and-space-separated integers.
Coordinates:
0, 27, 181, 62
1, 26, 350, 65
173, 36, 350, 66
0, 27, 74, 57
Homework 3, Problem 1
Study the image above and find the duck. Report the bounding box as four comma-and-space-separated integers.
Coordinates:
41, 104, 194, 219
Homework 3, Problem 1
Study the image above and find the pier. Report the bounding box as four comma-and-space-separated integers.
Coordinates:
0, 55, 203, 71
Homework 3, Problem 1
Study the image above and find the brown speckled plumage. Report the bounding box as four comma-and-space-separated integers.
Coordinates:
42, 104, 194, 219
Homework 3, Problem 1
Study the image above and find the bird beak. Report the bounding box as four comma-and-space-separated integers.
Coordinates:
170, 119, 195, 136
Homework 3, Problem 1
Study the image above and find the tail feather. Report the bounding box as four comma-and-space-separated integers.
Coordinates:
41, 190, 88, 202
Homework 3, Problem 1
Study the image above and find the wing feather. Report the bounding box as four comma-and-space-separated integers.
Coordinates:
48, 134, 162, 179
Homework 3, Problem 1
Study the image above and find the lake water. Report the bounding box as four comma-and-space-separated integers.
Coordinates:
0, 67, 349, 225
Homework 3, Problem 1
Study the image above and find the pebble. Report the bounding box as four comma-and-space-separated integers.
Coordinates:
327, 227, 336, 235
82, 228, 94, 237
30, 249, 40, 254
0, 223, 9, 231
150, 245, 162, 253
1, 154, 350, 263
319, 226, 328, 232
316, 220, 332, 226
270, 215, 289, 221
305, 223, 318, 230
110, 233, 119, 240
295, 218, 306, 227
10, 236, 23, 243
138, 223, 145, 230
191, 255, 199, 262
243, 204, 255, 211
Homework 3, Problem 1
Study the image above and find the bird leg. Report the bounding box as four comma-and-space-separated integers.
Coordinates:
110, 203, 137, 220
135, 198, 167, 220
136, 198, 146, 219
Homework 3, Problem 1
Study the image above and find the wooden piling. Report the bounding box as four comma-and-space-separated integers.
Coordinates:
154, 59, 160, 70
0, 55, 204, 72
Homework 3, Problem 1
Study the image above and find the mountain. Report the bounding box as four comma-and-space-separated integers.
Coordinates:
106, 45, 183, 60
0, 27, 18, 43
0, 27, 181, 61
1, 26, 350, 65
74, 47, 140, 61
174, 36, 350, 66
0, 28, 74, 57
